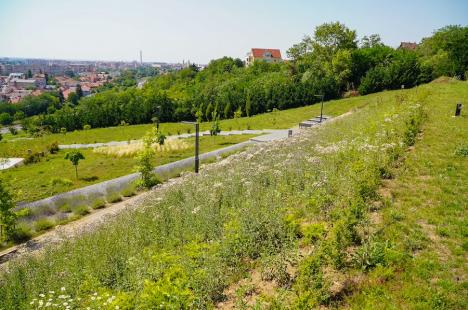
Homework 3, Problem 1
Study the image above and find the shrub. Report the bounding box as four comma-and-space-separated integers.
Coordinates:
58, 203, 72, 213
73, 205, 90, 216
91, 198, 106, 209
454, 145, 468, 157
352, 239, 389, 271
106, 192, 122, 203
83, 124, 91, 130
34, 219, 54, 232
8, 127, 18, 135
50, 177, 73, 187
11, 224, 33, 243
301, 222, 327, 245
121, 184, 137, 197
47, 142, 60, 154
24, 151, 45, 165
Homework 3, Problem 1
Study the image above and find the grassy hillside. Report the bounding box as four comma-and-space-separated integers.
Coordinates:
0, 81, 466, 309
1, 135, 256, 204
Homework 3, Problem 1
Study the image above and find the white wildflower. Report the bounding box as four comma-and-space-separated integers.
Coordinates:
61, 287, 66, 291
191, 207, 201, 214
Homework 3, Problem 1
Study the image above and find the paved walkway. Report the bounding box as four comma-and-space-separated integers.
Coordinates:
59, 129, 286, 149
0, 158, 24, 170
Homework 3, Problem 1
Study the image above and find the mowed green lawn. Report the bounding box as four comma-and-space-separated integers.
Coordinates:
1, 135, 256, 203
0, 93, 377, 158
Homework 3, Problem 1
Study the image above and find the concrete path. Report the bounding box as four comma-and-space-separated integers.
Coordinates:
59, 129, 285, 149
0, 158, 24, 170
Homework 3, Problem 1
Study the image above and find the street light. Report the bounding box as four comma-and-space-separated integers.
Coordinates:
314, 94, 325, 122
182, 121, 200, 173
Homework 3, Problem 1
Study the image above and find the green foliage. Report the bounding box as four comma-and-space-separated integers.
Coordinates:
353, 238, 389, 270
34, 218, 54, 232
91, 198, 106, 209
136, 128, 161, 188
24, 151, 45, 165
210, 112, 221, 136
64, 150, 85, 179
47, 141, 59, 154
8, 127, 18, 135
454, 144, 468, 157
138, 269, 195, 309
58, 203, 72, 213
0, 180, 17, 242
10, 223, 32, 243
73, 205, 90, 216
106, 192, 122, 203
0, 112, 13, 125
121, 183, 137, 197
50, 177, 73, 187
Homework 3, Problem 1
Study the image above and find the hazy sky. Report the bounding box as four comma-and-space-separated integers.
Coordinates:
0, 0, 467, 64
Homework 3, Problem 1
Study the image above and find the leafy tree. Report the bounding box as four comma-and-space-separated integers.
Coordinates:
360, 34, 383, 48
418, 25, 468, 78
27, 70, 32, 78
65, 151, 85, 179
68, 92, 79, 105
210, 112, 221, 136
13, 111, 25, 121
0, 179, 17, 242
0, 112, 12, 125
136, 128, 160, 188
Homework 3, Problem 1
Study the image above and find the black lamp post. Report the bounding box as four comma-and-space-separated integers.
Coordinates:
314, 94, 325, 122
182, 121, 200, 173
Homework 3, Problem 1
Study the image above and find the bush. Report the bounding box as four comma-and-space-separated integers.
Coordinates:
106, 192, 122, 203
352, 239, 389, 271
34, 219, 54, 232
301, 222, 327, 245
73, 205, 90, 216
8, 127, 18, 135
121, 183, 137, 197
58, 204, 72, 213
11, 224, 33, 243
91, 198, 106, 209
47, 142, 60, 154
24, 151, 45, 165
50, 177, 73, 187
0, 112, 13, 125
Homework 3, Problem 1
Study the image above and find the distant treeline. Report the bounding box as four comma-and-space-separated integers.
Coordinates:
1, 23, 467, 132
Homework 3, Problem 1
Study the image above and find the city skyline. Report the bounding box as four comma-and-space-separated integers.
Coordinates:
1, 0, 467, 64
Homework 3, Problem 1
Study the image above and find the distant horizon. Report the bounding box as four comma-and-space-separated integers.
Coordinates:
1, 0, 467, 64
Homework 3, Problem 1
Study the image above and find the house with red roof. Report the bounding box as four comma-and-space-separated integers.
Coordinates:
246, 48, 283, 66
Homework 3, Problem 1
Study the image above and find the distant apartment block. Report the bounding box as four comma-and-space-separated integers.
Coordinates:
245, 48, 282, 66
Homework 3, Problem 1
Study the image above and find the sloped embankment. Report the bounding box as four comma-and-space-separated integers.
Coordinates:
0, 83, 460, 309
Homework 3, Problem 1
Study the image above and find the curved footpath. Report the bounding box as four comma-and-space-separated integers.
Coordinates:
59, 129, 285, 149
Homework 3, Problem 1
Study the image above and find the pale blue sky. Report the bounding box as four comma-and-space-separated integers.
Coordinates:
0, 0, 467, 64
